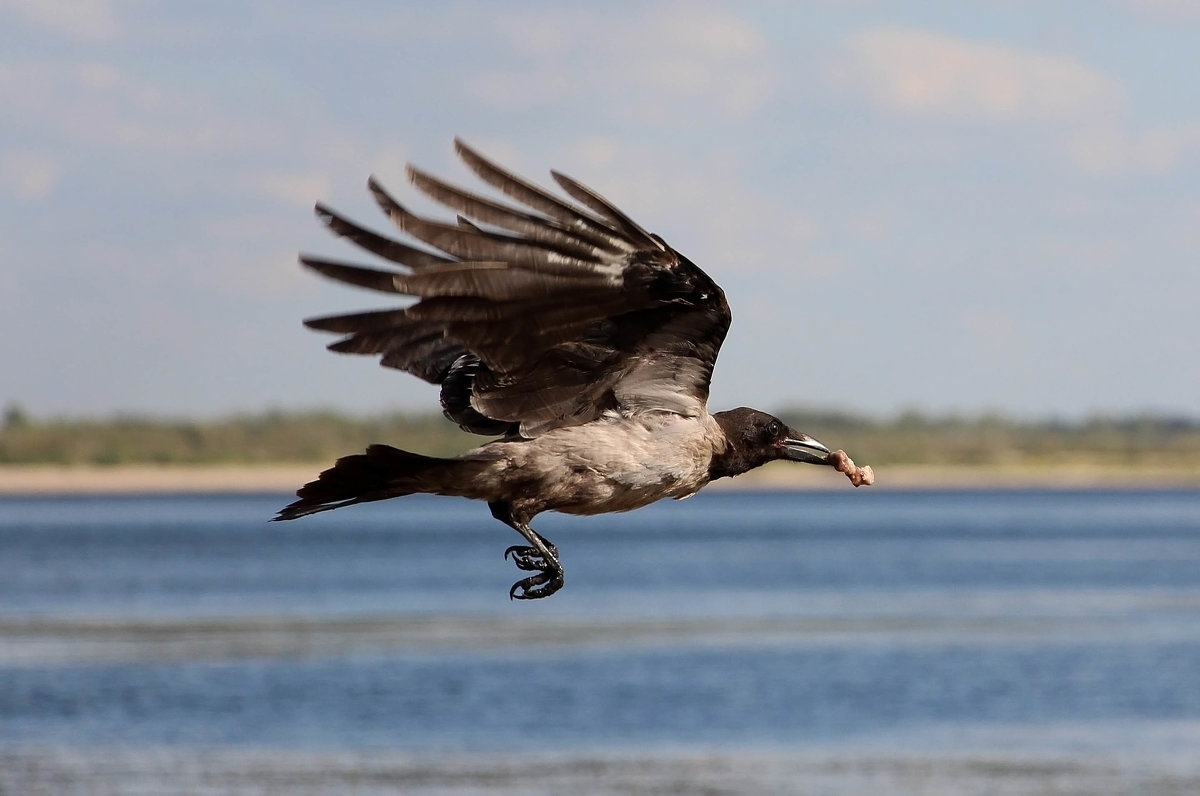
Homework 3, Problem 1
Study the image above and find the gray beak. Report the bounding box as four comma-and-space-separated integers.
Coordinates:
781, 433, 831, 465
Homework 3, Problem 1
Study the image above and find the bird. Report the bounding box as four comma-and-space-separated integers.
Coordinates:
274, 139, 859, 600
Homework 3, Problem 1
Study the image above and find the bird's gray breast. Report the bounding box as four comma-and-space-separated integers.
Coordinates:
501, 412, 725, 516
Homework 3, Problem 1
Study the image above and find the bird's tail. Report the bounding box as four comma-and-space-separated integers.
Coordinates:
273, 444, 487, 521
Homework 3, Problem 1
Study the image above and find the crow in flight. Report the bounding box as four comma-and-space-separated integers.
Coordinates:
275, 140, 868, 599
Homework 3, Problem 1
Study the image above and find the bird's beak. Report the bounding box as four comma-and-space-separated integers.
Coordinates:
781, 432, 831, 465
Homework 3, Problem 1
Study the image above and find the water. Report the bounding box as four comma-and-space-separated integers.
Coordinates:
2, 489, 1200, 792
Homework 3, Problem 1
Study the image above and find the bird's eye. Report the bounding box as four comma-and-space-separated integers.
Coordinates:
767, 421, 780, 437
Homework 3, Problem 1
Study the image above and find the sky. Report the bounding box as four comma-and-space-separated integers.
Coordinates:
2, 0, 1198, 421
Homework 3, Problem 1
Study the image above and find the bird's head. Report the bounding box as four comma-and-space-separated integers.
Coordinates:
709, 407, 831, 481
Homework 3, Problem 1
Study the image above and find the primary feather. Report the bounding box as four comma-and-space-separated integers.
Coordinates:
302, 138, 732, 438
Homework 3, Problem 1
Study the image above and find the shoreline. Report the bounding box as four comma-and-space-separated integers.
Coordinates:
3, 745, 1199, 796
2, 462, 1199, 495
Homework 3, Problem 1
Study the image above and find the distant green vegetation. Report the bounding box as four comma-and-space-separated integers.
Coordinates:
778, 408, 1200, 470
2, 402, 1199, 469
0, 408, 467, 466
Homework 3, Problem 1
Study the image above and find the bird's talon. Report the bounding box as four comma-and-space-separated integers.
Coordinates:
508, 568, 564, 600
504, 545, 548, 571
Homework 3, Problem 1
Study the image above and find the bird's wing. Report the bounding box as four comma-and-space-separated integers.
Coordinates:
303, 139, 731, 438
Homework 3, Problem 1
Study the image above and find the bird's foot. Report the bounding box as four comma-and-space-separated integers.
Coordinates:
489, 504, 564, 600
504, 542, 559, 572
508, 564, 565, 600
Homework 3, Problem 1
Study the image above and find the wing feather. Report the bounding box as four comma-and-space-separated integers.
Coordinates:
314, 203, 450, 270
407, 165, 625, 257
368, 177, 616, 277
299, 141, 731, 436
452, 139, 647, 253
550, 170, 663, 250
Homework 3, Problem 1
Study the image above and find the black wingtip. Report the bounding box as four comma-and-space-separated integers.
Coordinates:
367, 175, 404, 214
297, 255, 354, 286
313, 202, 336, 228
453, 138, 486, 170
298, 254, 355, 281
366, 174, 387, 201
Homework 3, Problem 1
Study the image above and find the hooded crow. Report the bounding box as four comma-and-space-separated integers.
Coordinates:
275, 140, 865, 599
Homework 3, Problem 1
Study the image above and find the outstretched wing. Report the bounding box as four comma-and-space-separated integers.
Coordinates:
303, 139, 731, 438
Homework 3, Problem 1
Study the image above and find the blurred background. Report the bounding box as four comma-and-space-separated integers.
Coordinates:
2, 2, 1199, 793
2, 0, 1197, 421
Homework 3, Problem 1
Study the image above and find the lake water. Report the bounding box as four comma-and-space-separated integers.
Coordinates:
2, 489, 1199, 794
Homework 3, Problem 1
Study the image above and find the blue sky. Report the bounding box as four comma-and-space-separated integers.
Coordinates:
2, 0, 1197, 420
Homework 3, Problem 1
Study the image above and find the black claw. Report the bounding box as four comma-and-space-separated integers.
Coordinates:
504, 545, 550, 571
504, 542, 560, 572
503, 544, 532, 560
509, 566, 565, 600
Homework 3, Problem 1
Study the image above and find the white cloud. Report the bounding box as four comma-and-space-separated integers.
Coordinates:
1066, 122, 1200, 175
0, 58, 387, 198
0, 150, 63, 200
839, 27, 1123, 122
466, 6, 773, 118
0, 0, 122, 40
0, 61, 272, 157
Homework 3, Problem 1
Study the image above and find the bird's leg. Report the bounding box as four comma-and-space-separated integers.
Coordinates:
489, 502, 564, 600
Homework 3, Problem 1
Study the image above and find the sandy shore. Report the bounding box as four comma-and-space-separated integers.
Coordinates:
0, 464, 319, 495
3, 746, 1198, 796
2, 462, 1198, 495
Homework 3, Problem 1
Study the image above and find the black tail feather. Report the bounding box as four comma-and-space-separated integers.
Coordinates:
273, 444, 450, 521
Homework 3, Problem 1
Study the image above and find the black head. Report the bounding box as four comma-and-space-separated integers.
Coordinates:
708, 407, 831, 481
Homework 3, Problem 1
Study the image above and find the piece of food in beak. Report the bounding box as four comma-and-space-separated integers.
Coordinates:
828, 449, 875, 487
